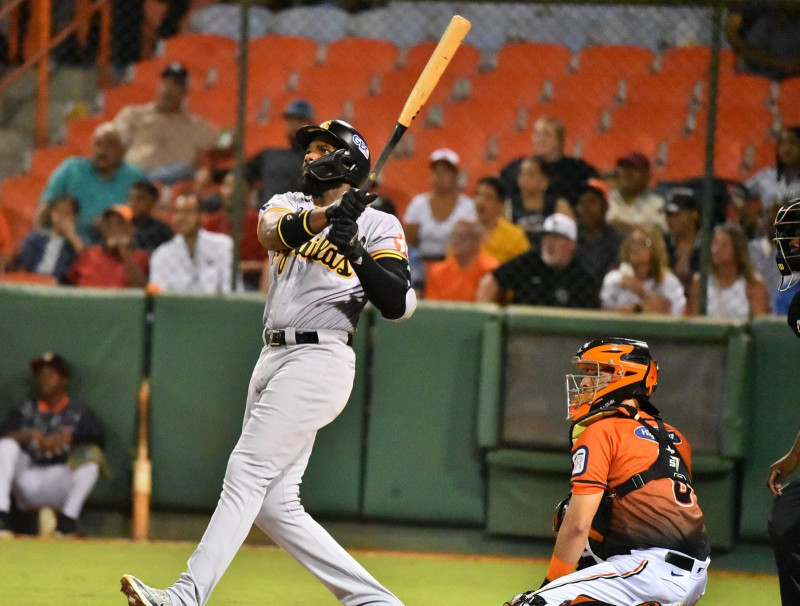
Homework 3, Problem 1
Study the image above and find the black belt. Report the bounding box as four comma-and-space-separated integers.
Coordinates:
265, 329, 353, 347
665, 551, 695, 572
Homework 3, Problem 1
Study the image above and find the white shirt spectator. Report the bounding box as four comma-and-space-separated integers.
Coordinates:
706, 275, 750, 320
745, 167, 800, 211
403, 193, 476, 260
600, 268, 686, 316
150, 229, 234, 293
606, 190, 668, 232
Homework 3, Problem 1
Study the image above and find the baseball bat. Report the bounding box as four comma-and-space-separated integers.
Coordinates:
132, 377, 151, 541
362, 14, 471, 191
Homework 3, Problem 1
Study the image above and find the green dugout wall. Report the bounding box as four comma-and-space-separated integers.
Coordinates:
0, 284, 145, 508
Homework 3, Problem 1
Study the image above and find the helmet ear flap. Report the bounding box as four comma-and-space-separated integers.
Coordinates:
645, 360, 658, 394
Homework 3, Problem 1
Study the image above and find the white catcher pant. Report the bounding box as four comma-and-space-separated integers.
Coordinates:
0, 436, 100, 519
168, 341, 403, 606
534, 548, 709, 606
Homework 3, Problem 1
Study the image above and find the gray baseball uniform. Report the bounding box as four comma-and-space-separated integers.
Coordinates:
166, 192, 411, 606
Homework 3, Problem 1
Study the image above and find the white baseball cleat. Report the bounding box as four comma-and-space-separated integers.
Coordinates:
120, 574, 173, 606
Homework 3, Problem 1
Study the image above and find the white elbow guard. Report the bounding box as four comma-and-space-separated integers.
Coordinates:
388, 287, 417, 322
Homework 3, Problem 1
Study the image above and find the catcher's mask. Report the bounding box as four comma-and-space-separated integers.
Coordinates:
566, 337, 658, 422
296, 119, 370, 189
774, 198, 800, 292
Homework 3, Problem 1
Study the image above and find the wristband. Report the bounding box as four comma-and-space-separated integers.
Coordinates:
276, 210, 316, 249
546, 555, 574, 581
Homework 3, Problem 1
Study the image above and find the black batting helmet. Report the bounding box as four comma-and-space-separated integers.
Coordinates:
296, 119, 371, 188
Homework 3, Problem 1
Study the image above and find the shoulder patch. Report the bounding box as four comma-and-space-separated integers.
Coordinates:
571, 445, 589, 477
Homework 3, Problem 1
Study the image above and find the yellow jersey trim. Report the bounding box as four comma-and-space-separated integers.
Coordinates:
301, 210, 315, 236
371, 250, 406, 261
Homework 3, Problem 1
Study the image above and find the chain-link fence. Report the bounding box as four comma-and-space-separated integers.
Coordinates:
0, 1, 797, 315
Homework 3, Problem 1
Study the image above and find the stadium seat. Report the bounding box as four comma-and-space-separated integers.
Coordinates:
324, 38, 399, 74
717, 73, 774, 110
0, 206, 13, 257
405, 40, 481, 78
548, 70, 622, 108
162, 33, 238, 72
188, 87, 238, 129
244, 122, 286, 158
443, 99, 521, 135
778, 77, 800, 126
579, 131, 659, 174
750, 139, 776, 173
495, 42, 572, 79
0, 271, 58, 286
468, 69, 551, 109
295, 64, 374, 102
350, 94, 407, 151
713, 135, 751, 181
379, 68, 453, 106
102, 82, 155, 118
413, 125, 492, 176
247, 61, 297, 101
623, 72, 699, 109
607, 102, 686, 143
658, 136, 706, 181
247, 35, 318, 73
65, 116, 105, 156
494, 130, 533, 167
693, 105, 774, 146
377, 156, 430, 217
575, 44, 655, 79
659, 45, 736, 78
29, 145, 79, 179
0, 174, 47, 246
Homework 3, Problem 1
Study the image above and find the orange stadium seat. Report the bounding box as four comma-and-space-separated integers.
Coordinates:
495, 42, 572, 79
751, 139, 776, 173
717, 73, 774, 110
548, 70, 622, 108
0, 174, 47, 246
162, 33, 238, 72
405, 40, 481, 79
65, 116, 105, 155
659, 45, 736, 78
0, 271, 58, 286
608, 102, 686, 143
468, 69, 552, 109
379, 67, 453, 105
494, 130, 532, 167
576, 44, 655, 79
247, 62, 295, 99
579, 131, 659, 174
295, 64, 374, 101
413, 125, 492, 174
188, 87, 238, 129
324, 38, 399, 74
693, 104, 774, 146
244, 122, 286, 158
529, 101, 607, 141
248, 35, 318, 73
0, 206, 13, 257
658, 136, 705, 181
103, 82, 155, 118
443, 99, 521, 134
29, 145, 79, 179
350, 94, 407, 149
623, 72, 699, 109
713, 135, 751, 181
778, 77, 800, 126
377, 156, 430, 217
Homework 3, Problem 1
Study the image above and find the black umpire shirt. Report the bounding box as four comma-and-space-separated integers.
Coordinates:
493, 250, 601, 309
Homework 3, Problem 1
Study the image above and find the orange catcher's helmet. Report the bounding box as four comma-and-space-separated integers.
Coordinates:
566, 337, 658, 421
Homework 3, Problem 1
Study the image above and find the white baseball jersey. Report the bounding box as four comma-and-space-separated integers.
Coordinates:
259, 192, 409, 333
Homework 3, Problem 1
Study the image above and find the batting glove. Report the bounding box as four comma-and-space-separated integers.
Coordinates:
328, 217, 366, 263
325, 188, 377, 223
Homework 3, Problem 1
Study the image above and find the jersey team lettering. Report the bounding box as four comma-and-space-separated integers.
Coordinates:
275, 235, 355, 278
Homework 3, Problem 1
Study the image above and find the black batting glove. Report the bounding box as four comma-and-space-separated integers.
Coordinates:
325, 188, 377, 223
503, 589, 541, 606
328, 217, 365, 262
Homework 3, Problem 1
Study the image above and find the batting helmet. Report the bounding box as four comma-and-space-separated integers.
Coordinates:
296, 119, 371, 188
566, 337, 658, 421
774, 198, 800, 292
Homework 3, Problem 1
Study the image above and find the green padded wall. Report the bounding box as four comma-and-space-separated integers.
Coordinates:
740, 316, 800, 540
0, 284, 145, 508
363, 302, 500, 524
148, 293, 369, 515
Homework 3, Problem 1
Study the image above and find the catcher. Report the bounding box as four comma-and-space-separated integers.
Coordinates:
504, 338, 710, 606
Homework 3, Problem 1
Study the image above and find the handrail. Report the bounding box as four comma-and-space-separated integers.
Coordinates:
0, 0, 111, 147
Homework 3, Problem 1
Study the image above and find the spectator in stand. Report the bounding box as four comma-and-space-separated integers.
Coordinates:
403, 148, 476, 265
424, 220, 498, 302
39, 123, 145, 235
499, 115, 598, 209
664, 187, 702, 295
66, 205, 149, 288
476, 213, 600, 309
606, 152, 667, 235
601, 225, 686, 316
725, 6, 800, 80
202, 169, 268, 290
247, 98, 315, 203
513, 156, 575, 245
150, 194, 235, 294
744, 126, 800, 213
0, 352, 105, 538
473, 176, 530, 263
574, 178, 624, 278
128, 180, 173, 252
11, 196, 85, 283
113, 62, 218, 184
687, 222, 769, 320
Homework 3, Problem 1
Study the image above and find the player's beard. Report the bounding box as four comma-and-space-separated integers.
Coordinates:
297, 170, 343, 198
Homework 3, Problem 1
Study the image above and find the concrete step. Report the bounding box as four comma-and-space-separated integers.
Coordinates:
0, 128, 34, 157
7, 97, 72, 133
50, 67, 99, 103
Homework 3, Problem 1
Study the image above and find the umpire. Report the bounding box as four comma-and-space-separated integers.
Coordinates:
767, 198, 800, 605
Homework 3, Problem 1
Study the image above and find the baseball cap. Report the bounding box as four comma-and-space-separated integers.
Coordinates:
283, 98, 314, 121
429, 148, 460, 168
541, 213, 577, 241
30, 352, 70, 377
616, 152, 650, 171
582, 177, 610, 203
161, 62, 189, 86
102, 204, 134, 222
665, 187, 698, 213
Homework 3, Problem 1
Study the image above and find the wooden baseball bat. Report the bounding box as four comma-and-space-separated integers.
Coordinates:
362, 15, 471, 191
132, 377, 151, 541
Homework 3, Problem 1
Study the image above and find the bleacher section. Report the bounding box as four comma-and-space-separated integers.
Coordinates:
1, 6, 794, 250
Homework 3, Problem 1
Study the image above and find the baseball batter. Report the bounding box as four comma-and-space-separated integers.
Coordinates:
121, 119, 415, 606
504, 338, 710, 606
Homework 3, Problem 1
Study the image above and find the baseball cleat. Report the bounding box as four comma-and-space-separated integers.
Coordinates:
120, 574, 173, 606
